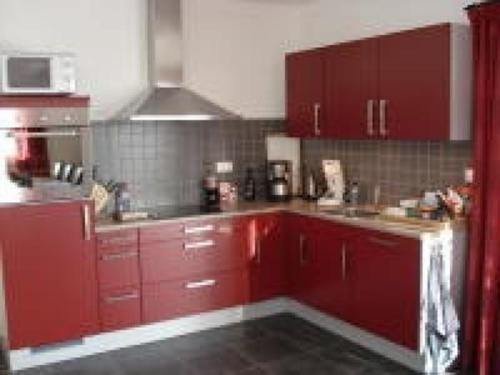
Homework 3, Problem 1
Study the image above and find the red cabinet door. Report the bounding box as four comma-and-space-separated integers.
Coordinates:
349, 229, 420, 350
378, 24, 451, 140
286, 48, 326, 137
143, 270, 249, 323
249, 214, 287, 302
140, 233, 248, 284
99, 286, 141, 332
287, 215, 343, 313
97, 248, 140, 292
325, 39, 379, 139
0, 202, 98, 349
97, 229, 140, 292
286, 214, 315, 305
313, 223, 352, 320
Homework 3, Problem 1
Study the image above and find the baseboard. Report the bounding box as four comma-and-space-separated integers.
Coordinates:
9, 298, 425, 373
10, 298, 288, 371
285, 299, 425, 373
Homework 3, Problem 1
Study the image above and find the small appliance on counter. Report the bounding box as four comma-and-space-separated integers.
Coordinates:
267, 160, 292, 202
202, 164, 220, 209
317, 160, 345, 207
243, 167, 256, 202
302, 168, 319, 201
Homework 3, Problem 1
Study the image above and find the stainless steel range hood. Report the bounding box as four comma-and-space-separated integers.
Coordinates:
130, 0, 240, 121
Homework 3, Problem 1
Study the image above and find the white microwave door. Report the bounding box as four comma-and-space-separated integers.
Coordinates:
7, 57, 52, 91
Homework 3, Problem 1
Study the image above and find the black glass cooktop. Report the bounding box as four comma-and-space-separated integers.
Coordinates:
146, 205, 222, 220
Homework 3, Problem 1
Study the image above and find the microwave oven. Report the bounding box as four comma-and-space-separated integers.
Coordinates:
0, 52, 76, 95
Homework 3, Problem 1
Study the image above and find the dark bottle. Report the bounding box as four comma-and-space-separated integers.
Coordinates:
114, 183, 131, 220
243, 167, 256, 201
202, 164, 220, 208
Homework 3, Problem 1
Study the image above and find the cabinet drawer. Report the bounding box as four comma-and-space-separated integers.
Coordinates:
98, 249, 140, 291
140, 217, 250, 244
99, 287, 141, 332
143, 270, 249, 323
97, 229, 138, 252
141, 234, 249, 283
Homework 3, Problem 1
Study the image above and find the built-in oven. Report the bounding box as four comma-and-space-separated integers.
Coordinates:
0, 100, 91, 203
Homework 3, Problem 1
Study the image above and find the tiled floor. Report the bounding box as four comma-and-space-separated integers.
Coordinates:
14, 314, 416, 374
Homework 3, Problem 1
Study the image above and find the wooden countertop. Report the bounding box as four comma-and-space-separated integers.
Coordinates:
95, 200, 466, 240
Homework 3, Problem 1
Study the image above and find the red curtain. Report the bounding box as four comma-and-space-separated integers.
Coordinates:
463, 3, 500, 374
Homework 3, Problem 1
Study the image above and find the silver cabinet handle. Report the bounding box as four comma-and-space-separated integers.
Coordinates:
98, 235, 136, 247
105, 292, 139, 304
184, 240, 215, 250
367, 99, 375, 136
379, 99, 388, 137
369, 237, 398, 248
82, 205, 91, 241
184, 224, 215, 235
299, 234, 307, 266
100, 251, 137, 261
313, 103, 321, 136
185, 279, 217, 289
255, 238, 262, 264
341, 242, 347, 281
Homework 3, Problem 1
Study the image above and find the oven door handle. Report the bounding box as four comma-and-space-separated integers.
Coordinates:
6, 130, 81, 138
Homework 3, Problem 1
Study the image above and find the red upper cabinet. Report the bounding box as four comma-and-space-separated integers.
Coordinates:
0, 201, 98, 350
286, 48, 326, 137
377, 24, 470, 140
288, 23, 471, 140
325, 39, 379, 139
249, 214, 287, 302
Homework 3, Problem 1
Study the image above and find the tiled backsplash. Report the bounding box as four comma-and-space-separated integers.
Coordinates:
93, 119, 472, 208
302, 139, 472, 204
92, 119, 284, 208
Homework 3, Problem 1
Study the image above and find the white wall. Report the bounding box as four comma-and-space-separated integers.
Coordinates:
182, 0, 301, 119
0, 0, 148, 120
293, 0, 470, 50
0, 0, 470, 120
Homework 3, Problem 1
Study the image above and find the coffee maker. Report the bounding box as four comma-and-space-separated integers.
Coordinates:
267, 160, 292, 202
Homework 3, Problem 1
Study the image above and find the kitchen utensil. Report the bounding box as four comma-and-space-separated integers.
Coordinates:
303, 170, 318, 201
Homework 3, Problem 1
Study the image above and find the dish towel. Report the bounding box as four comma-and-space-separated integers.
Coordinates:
425, 241, 460, 373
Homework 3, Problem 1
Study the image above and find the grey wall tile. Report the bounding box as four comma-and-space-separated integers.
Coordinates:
92, 119, 285, 209
302, 138, 472, 205
93, 118, 471, 208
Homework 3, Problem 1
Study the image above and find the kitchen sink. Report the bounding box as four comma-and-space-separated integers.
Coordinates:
321, 207, 380, 219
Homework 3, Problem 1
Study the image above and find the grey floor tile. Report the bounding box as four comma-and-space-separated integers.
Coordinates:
11, 314, 418, 375
264, 352, 347, 375
257, 314, 342, 350
233, 334, 303, 364
186, 347, 255, 375
237, 366, 270, 375
20, 355, 122, 375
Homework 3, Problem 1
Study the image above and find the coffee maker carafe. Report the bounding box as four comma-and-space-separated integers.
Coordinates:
267, 160, 292, 202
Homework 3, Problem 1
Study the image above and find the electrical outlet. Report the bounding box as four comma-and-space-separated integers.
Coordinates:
464, 167, 473, 184
216, 161, 233, 174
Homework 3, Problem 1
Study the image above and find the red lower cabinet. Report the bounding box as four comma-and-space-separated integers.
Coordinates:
140, 234, 248, 284
287, 215, 352, 317
97, 248, 140, 291
96, 229, 142, 331
142, 270, 249, 323
99, 287, 141, 332
348, 229, 420, 350
249, 214, 287, 302
286, 214, 420, 350
0, 202, 98, 349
